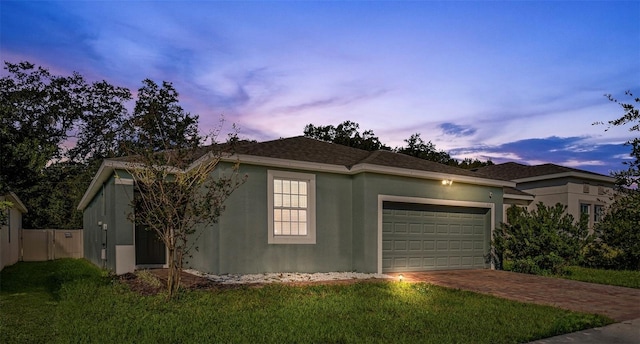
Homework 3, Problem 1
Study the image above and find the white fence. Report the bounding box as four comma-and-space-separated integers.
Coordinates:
21, 229, 83, 261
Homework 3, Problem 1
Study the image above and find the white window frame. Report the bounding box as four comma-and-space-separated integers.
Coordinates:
267, 170, 316, 244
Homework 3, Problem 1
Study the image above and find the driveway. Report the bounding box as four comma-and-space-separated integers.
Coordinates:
388, 270, 640, 321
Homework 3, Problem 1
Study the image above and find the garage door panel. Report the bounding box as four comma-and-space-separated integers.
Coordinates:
382, 201, 489, 272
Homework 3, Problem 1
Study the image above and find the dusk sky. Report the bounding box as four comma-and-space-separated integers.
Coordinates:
1, 1, 639, 175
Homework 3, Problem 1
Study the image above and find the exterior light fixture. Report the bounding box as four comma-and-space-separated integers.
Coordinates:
441, 179, 453, 186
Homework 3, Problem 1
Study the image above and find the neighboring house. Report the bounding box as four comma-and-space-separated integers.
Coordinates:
474, 162, 616, 228
1, 192, 28, 270
78, 136, 514, 275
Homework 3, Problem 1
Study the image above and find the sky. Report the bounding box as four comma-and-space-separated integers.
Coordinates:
1, 1, 639, 175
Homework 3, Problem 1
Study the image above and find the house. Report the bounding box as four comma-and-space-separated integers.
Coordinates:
78, 136, 515, 275
1, 192, 28, 270
473, 162, 616, 228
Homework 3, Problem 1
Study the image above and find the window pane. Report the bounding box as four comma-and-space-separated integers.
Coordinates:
299, 181, 307, 195
282, 209, 290, 222
299, 195, 307, 208
274, 194, 282, 207
282, 222, 291, 235
274, 209, 282, 221
274, 221, 281, 235
291, 181, 299, 194
283, 194, 291, 207
291, 194, 299, 207
283, 180, 290, 194
291, 210, 299, 222
299, 222, 307, 235
291, 222, 299, 235
274, 179, 282, 193
299, 210, 307, 222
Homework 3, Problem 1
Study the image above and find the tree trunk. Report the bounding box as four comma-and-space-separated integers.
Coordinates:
166, 246, 181, 299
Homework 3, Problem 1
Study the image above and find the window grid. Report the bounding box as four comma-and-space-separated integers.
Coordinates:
273, 178, 308, 236
594, 205, 604, 223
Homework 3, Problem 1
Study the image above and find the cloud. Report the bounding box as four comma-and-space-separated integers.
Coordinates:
449, 136, 629, 175
440, 123, 476, 137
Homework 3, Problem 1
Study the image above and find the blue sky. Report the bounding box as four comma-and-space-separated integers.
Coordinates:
2, 1, 639, 175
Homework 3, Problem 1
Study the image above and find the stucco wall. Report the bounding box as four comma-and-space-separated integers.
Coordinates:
353, 173, 502, 272
0, 204, 22, 270
83, 172, 135, 272
188, 164, 503, 275
189, 163, 355, 274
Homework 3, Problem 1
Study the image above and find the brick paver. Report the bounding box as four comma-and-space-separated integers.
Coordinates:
387, 270, 640, 321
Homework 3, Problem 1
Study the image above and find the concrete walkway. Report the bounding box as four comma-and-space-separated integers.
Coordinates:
389, 270, 640, 343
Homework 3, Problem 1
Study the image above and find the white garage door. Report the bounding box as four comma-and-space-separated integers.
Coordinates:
382, 202, 490, 272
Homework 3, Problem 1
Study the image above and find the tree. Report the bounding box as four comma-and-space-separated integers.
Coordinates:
123, 137, 246, 299
125, 79, 200, 152
304, 121, 390, 151
397, 133, 457, 165
69, 80, 133, 163
583, 90, 640, 270
0, 61, 86, 194
603, 90, 639, 188
492, 203, 588, 275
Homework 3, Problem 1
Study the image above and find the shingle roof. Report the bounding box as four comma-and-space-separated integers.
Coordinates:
230, 136, 503, 180
231, 136, 371, 168
473, 162, 610, 181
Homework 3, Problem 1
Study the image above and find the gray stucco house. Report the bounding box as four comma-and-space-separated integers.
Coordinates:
78, 136, 514, 275
474, 162, 616, 229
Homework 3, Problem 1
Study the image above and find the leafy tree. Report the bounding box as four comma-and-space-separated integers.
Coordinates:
458, 157, 494, 169
123, 136, 246, 299
493, 203, 588, 275
583, 90, 640, 270
397, 133, 457, 165
582, 190, 640, 270
22, 161, 88, 229
69, 81, 132, 163
0, 61, 86, 194
603, 90, 639, 188
304, 121, 390, 151
125, 79, 200, 152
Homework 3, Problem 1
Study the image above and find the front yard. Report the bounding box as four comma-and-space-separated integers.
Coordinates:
0, 259, 611, 344
561, 266, 640, 289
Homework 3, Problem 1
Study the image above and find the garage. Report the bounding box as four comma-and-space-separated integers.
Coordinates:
381, 201, 491, 272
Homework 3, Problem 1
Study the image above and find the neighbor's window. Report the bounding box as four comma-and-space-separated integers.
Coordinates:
580, 203, 590, 219
594, 205, 604, 223
268, 170, 316, 244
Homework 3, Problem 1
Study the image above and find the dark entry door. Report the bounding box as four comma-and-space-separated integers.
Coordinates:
135, 225, 166, 265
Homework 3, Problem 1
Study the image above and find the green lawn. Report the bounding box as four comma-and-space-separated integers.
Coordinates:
562, 266, 640, 289
0, 259, 611, 344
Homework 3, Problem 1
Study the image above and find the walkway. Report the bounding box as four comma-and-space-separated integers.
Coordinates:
387, 270, 640, 321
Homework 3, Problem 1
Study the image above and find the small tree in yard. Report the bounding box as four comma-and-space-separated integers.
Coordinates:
493, 203, 589, 275
123, 143, 245, 298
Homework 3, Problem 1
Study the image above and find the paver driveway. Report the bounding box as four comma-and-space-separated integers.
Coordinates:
388, 270, 640, 321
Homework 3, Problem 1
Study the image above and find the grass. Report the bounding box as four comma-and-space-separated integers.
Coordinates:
561, 266, 640, 289
1, 259, 612, 344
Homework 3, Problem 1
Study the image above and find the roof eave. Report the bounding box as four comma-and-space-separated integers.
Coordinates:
514, 172, 616, 184
223, 155, 514, 188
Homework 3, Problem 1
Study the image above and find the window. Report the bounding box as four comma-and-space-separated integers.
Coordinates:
580, 203, 590, 221
268, 170, 316, 244
594, 205, 604, 223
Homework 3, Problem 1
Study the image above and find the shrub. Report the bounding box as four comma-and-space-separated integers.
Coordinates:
493, 203, 589, 275
584, 190, 640, 270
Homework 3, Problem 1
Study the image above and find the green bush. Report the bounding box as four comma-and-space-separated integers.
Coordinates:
583, 191, 640, 270
493, 203, 589, 275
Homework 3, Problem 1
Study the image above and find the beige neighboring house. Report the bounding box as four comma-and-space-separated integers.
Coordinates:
1, 192, 28, 270
475, 162, 616, 229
